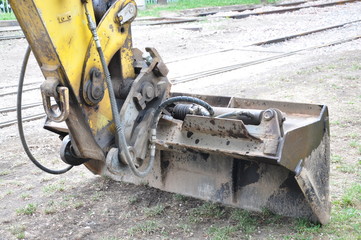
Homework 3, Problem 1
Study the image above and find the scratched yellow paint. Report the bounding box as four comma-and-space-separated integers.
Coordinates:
11, 0, 137, 138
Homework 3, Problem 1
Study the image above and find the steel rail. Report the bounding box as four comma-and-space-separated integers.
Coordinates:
0, 81, 42, 89
0, 102, 42, 114
188, 0, 311, 18
171, 35, 361, 85
0, 27, 22, 33
250, 19, 361, 46
0, 86, 39, 97
230, 0, 361, 19
0, 113, 46, 128
0, 35, 25, 41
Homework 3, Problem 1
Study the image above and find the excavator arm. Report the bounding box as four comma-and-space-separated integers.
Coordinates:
10, 0, 330, 224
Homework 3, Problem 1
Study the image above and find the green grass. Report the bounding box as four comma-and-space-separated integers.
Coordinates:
10, 225, 26, 240
173, 193, 188, 202
206, 209, 259, 239
190, 202, 226, 223
128, 196, 139, 205
208, 225, 238, 240
282, 184, 361, 240
331, 154, 342, 164
337, 183, 361, 208
20, 193, 31, 200
128, 220, 161, 235
0, 12, 16, 20
16, 203, 37, 215
138, 0, 273, 17
43, 182, 65, 193
230, 209, 257, 234
144, 204, 165, 217
350, 140, 360, 148
91, 191, 104, 201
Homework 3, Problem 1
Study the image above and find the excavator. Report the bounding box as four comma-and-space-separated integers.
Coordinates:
10, 0, 330, 224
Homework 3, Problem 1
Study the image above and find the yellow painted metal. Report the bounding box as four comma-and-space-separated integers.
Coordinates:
82, 0, 136, 135
36, 0, 94, 93
10, 0, 94, 89
10, 0, 137, 146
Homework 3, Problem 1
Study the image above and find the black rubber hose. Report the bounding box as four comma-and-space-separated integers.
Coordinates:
152, 96, 214, 129
17, 45, 73, 174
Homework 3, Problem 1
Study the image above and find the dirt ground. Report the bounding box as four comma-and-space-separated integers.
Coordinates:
0, 1, 360, 240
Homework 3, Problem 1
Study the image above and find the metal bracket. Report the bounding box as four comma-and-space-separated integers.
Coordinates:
40, 78, 70, 122
85, 68, 105, 105
117, 2, 137, 25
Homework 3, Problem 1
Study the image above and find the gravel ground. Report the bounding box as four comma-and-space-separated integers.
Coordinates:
0, 1, 360, 239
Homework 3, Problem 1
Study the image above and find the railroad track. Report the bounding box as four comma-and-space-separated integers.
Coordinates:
0, 26, 24, 41
1, 33, 360, 128
170, 35, 361, 85
1, 0, 360, 127
134, 0, 361, 25
1, 0, 360, 32
0, 81, 42, 89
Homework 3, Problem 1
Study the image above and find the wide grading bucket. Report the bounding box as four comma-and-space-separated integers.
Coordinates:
103, 93, 330, 224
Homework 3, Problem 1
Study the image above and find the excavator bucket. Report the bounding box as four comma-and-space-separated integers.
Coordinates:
10, 0, 330, 225
103, 93, 330, 224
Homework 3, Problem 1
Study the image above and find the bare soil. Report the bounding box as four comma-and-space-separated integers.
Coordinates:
0, 1, 360, 239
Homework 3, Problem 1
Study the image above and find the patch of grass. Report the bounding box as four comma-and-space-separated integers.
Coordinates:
230, 209, 257, 234
128, 196, 139, 205
43, 182, 65, 193
260, 208, 282, 224
91, 191, 104, 201
139, 0, 271, 17
144, 204, 165, 217
190, 202, 225, 223
73, 201, 84, 209
128, 220, 161, 235
0, 12, 16, 20
294, 218, 321, 234
100, 237, 121, 240
208, 225, 237, 240
338, 183, 361, 208
173, 193, 188, 202
352, 64, 361, 70
20, 193, 31, 200
337, 164, 358, 174
350, 141, 360, 148
44, 206, 57, 215
349, 133, 359, 139
325, 206, 361, 239
177, 223, 191, 234
10, 225, 26, 239
331, 154, 342, 164
7, 180, 24, 186
16, 203, 37, 215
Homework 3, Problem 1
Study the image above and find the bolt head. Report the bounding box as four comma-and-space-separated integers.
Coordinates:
264, 110, 274, 121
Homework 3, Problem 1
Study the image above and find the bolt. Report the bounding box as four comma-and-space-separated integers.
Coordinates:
92, 86, 103, 100
263, 110, 274, 121
144, 85, 154, 99
142, 53, 153, 66
129, 5, 135, 14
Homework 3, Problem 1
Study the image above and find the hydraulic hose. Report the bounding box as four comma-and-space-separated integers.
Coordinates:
84, 3, 152, 178
83, 4, 215, 178
17, 45, 73, 174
